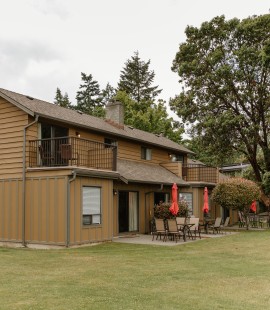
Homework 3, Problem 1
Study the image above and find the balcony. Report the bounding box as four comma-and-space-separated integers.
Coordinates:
29, 136, 117, 171
182, 164, 218, 183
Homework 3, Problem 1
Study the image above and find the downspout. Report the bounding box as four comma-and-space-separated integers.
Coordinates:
67, 171, 77, 247
22, 115, 39, 247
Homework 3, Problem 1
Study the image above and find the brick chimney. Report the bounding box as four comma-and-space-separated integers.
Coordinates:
105, 100, 124, 129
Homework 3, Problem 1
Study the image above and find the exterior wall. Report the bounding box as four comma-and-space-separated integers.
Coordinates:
25, 175, 68, 245
0, 98, 29, 179
112, 182, 173, 235
0, 179, 23, 242
69, 176, 114, 245
68, 126, 187, 166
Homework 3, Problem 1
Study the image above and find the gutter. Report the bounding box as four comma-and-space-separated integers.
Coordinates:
22, 115, 39, 247
67, 171, 77, 247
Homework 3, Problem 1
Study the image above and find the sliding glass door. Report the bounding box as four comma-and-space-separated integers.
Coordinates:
118, 191, 138, 233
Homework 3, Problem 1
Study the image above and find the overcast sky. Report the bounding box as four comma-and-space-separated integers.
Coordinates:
0, 0, 269, 109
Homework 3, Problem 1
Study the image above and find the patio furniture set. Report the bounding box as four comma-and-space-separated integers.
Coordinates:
238, 211, 269, 228
152, 216, 230, 243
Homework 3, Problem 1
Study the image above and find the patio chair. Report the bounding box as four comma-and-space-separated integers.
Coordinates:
152, 219, 167, 242
188, 217, 201, 239
207, 217, 222, 234
60, 144, 79, 166
38, 145, 55, 166
238, 211, 246, 228
167, 219, 184, 242
220, 217, 230, 234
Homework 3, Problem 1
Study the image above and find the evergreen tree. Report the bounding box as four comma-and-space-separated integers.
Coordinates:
101, 83, 116, 104
54, 88, 72, 108
118, 51, 162, 104
76, 72, 105, 117
115, 91, 184, 144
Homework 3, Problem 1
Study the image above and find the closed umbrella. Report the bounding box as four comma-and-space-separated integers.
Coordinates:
250, 200, 256, 213
203, 187, 209, 214
169, 183, 179, 215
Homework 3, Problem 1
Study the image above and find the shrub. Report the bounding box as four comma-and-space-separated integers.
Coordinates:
154, 199, 189, 219
212, 177, 260, 229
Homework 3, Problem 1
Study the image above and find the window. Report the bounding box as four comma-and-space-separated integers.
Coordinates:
82, 187, 101, 225
179, 192, 193, 215
104, 138, 117, 148
170, 154, 184, 162
141, 147, 152, 160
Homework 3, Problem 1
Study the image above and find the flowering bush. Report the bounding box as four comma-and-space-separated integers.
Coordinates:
154, 199, 189, 220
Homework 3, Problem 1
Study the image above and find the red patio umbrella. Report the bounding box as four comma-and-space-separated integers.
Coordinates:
203, 187, 209, 214
250, 200, 256, 213
169, 183, 179, 216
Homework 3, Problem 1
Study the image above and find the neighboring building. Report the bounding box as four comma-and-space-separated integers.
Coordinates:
219, 163, 250, 177
0, 88, 220, 247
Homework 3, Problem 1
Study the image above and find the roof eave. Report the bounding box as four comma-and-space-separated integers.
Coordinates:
0, 90, 35, 117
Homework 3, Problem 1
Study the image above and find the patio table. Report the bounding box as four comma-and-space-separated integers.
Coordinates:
177, 223, 195, 241
201, 218, 215, 234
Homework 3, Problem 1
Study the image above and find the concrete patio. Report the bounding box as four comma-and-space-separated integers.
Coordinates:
113, 231, 236, 246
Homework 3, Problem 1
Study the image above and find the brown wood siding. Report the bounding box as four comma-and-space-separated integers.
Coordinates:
112, 182, 174, 235
0, 179, 23, 242
0, 98, 29, 178
25, 176, 67, 245
69, 177, 114, 245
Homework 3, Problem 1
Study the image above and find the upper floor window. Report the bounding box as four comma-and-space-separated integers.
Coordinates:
170, 154, 184, 162
141, 147, 152, 160
104, 138, 117, 148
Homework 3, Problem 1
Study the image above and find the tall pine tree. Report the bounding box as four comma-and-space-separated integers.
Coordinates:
76, 72, 105, 117
118, 51, 162, 104
54, 87, 72, 108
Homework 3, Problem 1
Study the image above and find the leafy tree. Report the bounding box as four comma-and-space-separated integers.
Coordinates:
115, 91, 184, 143
212, 178, 260, 229
118, 51, 162, 104
54, 87, 72, 108
170, 14, 270, 202
76, 72, 105, 117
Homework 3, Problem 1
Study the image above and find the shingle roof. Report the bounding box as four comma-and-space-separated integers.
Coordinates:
0, 88, 193, 154
117, 159, 189, 186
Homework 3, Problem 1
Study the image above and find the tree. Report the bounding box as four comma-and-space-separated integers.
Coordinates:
101, 83, 116, 104
170, 14, 270, 202
118, 51, 162, 104
76, 72, 105, 117
212, 178, 260, 229
54, 87, 72, 108
115, 91, 184, 143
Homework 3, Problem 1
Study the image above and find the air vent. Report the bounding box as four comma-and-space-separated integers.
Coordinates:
128, 125, 134, 130
26, 95, 34, 100
77, 110, 83, 115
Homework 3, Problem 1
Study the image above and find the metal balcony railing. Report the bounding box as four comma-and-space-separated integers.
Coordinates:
29, 136, 117, 171
182, 164, 218, 183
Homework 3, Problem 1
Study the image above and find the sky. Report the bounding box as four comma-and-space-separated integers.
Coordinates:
0, 0, 269, 111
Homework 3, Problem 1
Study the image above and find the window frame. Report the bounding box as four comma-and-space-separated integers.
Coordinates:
179, 192, 193, 215
141, 146, 152, 160
82, 186, 102, 226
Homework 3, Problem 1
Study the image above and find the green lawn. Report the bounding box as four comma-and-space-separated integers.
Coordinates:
1, 232, 270, 310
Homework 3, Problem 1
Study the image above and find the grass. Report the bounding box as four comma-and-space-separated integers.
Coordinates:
1, 232, 270, 309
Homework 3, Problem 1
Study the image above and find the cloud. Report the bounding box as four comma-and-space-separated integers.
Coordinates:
29, 0, 69, 19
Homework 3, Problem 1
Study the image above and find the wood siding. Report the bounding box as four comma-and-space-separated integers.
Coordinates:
0, 179, 23, 242
69, 177, 114, 245
0, 98, 29, 178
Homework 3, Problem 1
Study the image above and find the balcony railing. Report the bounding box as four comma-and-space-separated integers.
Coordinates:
29, 136, 117, 171
182, 164, 218, 183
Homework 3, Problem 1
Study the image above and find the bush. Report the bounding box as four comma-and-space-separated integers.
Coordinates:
154, 199, 189, 220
